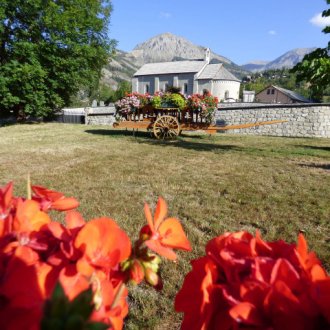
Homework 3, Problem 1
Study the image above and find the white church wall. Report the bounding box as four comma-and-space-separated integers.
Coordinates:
213, 80, 240, 101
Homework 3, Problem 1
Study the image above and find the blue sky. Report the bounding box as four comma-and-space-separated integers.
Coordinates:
109, 0, 329, 65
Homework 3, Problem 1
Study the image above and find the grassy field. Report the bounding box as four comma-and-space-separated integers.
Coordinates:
0, 123, 329, 329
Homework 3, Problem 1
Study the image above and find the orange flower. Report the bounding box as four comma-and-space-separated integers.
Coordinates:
13, 199, 51, 234
75, 217, 131, 276
32, 185, 79, 211
141, 197, 191, 260
175, 231, 330, 329
59, 264, 90, 301
90, 279, 128, 330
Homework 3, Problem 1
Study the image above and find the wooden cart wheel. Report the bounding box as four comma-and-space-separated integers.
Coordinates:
153, 115, 180, 140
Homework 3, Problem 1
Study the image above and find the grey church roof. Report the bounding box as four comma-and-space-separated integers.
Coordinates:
134, 60, 240, 82
273, 85, 311, 103
197, 64, 240, 82
134, 60, 207, 76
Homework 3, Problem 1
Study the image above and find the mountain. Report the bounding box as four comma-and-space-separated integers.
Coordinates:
242, 48, 316, 72
130, 32, 232, 65
241, 60, 270, 72
101, 34, 316, 90
101, 49, 140, 88
101, 32, 248, 88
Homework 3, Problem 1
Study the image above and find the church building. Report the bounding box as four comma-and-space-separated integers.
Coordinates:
132, 49, 241, 101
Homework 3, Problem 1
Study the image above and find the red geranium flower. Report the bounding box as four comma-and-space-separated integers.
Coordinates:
141, 197, 191, 260
32, 185, 79, 211
175, 231, 330, 330
75, 217, 132, 276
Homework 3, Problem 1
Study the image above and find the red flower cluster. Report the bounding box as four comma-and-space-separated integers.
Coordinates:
186, 93, 218, 123
175, 231, 330, 330
0, 182, 191, 329
186, 93, 219, 111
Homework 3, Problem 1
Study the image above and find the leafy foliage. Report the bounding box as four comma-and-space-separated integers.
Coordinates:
41, 284, 108, 330
291, 0, 330, 101
106, 81, 132, 104
0, 0, 116, 119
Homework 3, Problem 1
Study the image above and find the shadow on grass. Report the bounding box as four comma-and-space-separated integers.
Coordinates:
85, 129, 152, 139
85, 129, 241, 153
298, 163, 330, 171
297, 145, 330, 152
139, 138, 241, 153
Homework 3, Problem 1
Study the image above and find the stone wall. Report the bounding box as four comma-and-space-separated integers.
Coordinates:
85, 106, 116, 126
215, 103, 330, 138
83, 103, 330, 138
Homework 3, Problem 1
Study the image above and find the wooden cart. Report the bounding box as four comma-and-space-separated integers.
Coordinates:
113, 106, 286, 139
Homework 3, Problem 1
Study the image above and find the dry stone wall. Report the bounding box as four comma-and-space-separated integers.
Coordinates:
215, 103, 330, 138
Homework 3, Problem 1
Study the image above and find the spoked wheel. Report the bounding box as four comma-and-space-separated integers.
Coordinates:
153, 115, 180, 140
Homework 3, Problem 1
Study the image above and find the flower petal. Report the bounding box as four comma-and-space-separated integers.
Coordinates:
32, 185, 63, 201
14, 200, 51, 233
145, 239, 177, 260
229, 302, 264, 326
75, 217, 131, 270
51, 197, 79, 211
159, 217, 191, 251
154, 197, 167, 231
144, 203, 155, 233
65, 210, 85, 229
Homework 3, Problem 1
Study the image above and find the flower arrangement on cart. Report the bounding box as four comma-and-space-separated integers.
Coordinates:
114, 90, 218, 124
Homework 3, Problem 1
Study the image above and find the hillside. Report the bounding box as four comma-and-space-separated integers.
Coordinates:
101, 50, 140, 88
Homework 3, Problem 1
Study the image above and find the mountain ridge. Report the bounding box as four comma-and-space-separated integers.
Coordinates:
242, 48, 316, 72
101, 33, 317, 88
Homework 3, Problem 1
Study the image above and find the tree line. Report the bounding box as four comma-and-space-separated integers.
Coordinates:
0, 0, 115, 120
0, 0, 329, 120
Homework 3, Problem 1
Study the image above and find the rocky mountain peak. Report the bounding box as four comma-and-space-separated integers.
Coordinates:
131, 32, 232, 66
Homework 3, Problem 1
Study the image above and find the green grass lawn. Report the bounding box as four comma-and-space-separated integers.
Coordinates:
1, 123, 329, 329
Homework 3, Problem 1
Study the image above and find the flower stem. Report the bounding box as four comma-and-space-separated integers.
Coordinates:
27, 173, 31, 200
110, 283, 126, 310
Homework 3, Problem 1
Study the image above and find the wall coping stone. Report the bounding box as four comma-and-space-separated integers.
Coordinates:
217, 103, 330, 111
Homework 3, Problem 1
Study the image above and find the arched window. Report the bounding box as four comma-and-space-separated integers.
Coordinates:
225, 90, 229, 99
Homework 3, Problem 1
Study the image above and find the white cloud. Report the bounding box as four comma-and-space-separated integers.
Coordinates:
268, 30, 277, 36
310, 13, 330, 28
160, 12, 172, 19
